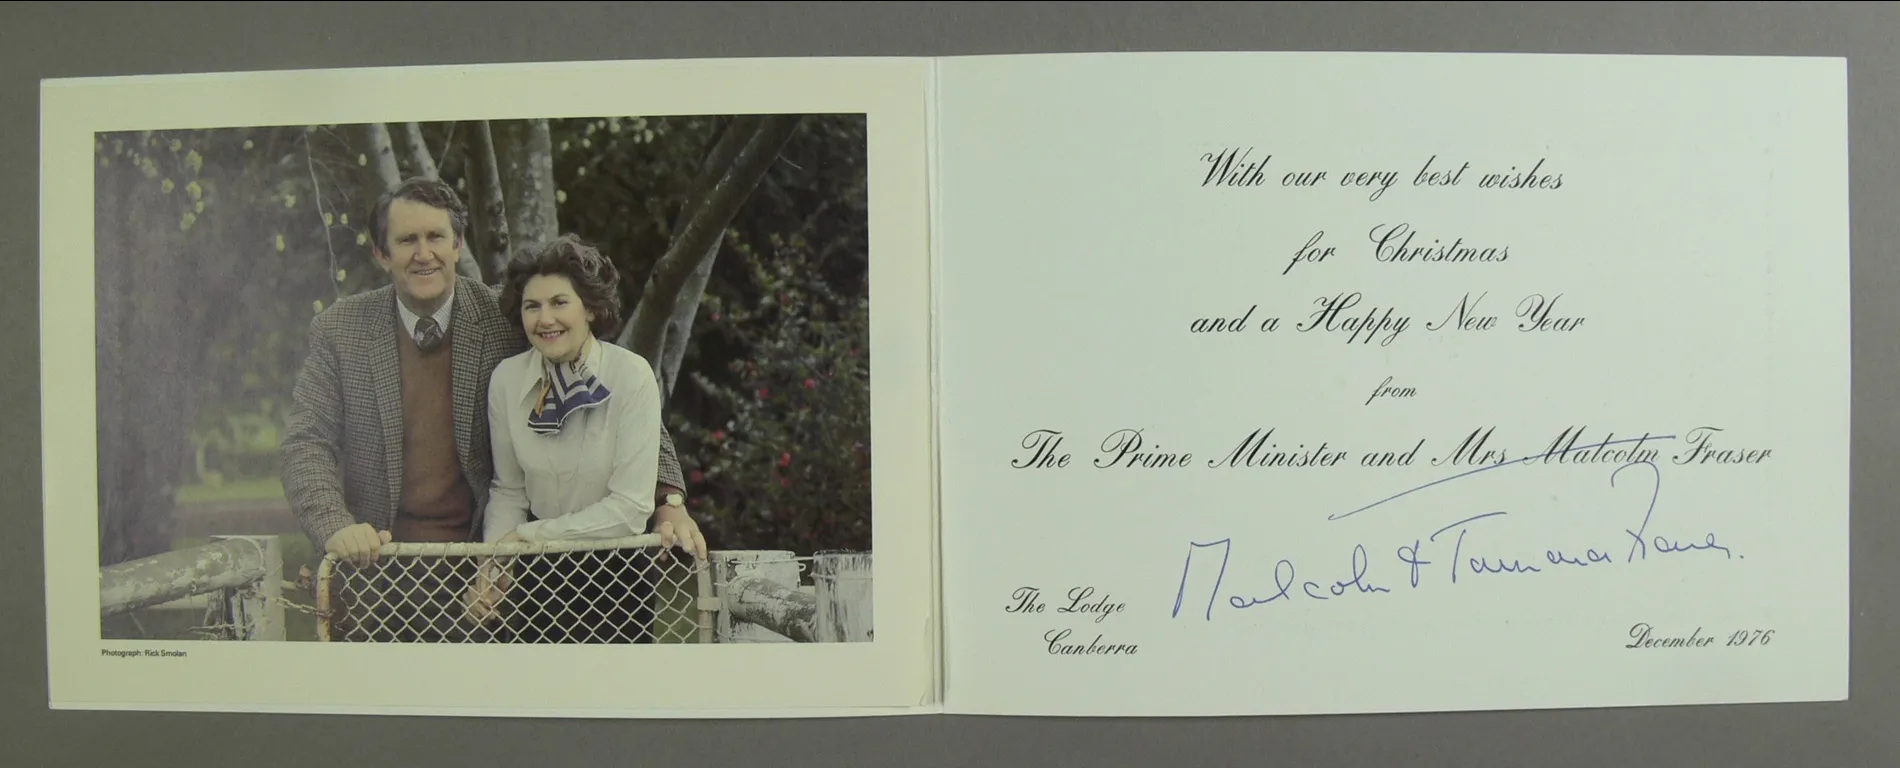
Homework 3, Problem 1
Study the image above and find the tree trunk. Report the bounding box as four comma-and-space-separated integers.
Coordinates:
496, 119, 559, 252
364, 123, 402, 191
658, 240, 719, 400
472, 120, 512, 280
434, 122, 462, 179
618, 115, 802, 384
349, 125, 396, 242
95, 158, 133, 565
520, 119, 559, 244
649, 119, 747, 399
97, 157, 195, 565
400, 122, 439, 178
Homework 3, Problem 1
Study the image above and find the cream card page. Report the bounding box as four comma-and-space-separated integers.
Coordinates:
39, 51, 1847, 720
935, 52, 1850, 716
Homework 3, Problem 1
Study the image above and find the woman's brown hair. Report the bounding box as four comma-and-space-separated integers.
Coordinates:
498, 234, 624, 341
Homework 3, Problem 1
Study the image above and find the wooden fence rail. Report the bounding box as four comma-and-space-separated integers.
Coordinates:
98, 535, 285, 640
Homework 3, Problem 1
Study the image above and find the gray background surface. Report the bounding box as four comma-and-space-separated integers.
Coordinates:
2, 2, 1892, 766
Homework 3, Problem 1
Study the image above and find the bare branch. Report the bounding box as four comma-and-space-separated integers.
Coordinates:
618, 115, 803, 378
435, 122, 460, 177
304, 127, 342, 300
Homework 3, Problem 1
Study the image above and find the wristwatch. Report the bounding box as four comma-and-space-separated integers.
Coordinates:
663, 492, 685, 507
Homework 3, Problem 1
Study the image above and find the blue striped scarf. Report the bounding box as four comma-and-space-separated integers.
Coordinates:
529, 340, 612, 435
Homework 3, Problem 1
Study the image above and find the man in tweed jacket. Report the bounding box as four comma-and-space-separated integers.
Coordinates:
281, 177, 691, 574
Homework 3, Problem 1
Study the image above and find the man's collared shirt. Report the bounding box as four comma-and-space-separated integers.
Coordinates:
396, 286, 455, 343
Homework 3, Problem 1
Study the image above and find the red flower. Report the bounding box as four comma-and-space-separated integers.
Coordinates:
688, 469, 704, 484
778, 452, 792, 468
711, 430, 726, 442
803, 378, 816, 389
757, 387, 771, 399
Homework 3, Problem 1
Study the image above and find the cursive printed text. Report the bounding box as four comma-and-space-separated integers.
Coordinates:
1045, 628, 1140, 655
1057, 586, 1127, 624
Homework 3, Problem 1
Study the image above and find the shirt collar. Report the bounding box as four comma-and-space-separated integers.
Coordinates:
520, 334, 602, 399
395, 284, 455, 342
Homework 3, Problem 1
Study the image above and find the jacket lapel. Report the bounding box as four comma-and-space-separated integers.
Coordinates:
371, 291, 404, 523
450, 278, 484, 476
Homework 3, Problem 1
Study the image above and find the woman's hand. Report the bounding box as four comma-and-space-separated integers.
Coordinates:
463, 532, 525, 624
463, 563, 511, 625
652, 504, 708, 563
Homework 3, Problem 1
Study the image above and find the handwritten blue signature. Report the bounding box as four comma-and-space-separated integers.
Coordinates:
1171, 444, 1740, 621
1327, 433, 1675, 522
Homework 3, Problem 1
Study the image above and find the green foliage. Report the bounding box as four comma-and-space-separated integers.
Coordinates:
545, 115, 721, 308
541, 114, 873, 554
673, 229, 872, 554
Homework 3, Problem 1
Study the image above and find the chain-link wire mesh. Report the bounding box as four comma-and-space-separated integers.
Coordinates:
316, 534, 708, 644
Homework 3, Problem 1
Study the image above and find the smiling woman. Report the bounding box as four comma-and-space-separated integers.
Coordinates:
505, 235, 618, 365
474, 235, 709, 642
522, 275, 592, 362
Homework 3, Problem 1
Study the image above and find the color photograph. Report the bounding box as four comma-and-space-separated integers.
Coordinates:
90, 111, 874, 648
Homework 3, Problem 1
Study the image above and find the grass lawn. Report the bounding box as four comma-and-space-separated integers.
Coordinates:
174, 477, 286, 506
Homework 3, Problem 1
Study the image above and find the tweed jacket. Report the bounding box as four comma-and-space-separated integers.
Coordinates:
281, 274, 687, 552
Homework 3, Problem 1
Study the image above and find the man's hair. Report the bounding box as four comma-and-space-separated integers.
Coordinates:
499, 234, 625, 341
368, 176, 469, 254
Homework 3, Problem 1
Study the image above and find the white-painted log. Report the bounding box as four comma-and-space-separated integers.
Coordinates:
711, 550, 802, 643
99, 537, 275, 617
811, 551, 873, 643
723, 574, 817, 643
213, 535, 284, 641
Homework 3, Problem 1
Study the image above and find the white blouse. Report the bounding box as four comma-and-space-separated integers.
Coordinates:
483, 338, 663, 543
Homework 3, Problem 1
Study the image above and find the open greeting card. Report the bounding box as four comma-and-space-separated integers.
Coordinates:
40, 51, 1849, 719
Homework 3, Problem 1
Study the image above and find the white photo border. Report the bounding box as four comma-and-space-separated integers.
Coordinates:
41, 56, 939, 717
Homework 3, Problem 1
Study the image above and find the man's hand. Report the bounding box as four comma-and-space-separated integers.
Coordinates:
325, 522, 391, 567
652, 504, 708, 563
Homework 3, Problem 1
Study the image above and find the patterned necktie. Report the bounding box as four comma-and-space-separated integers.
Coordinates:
414, 316, 443, 353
